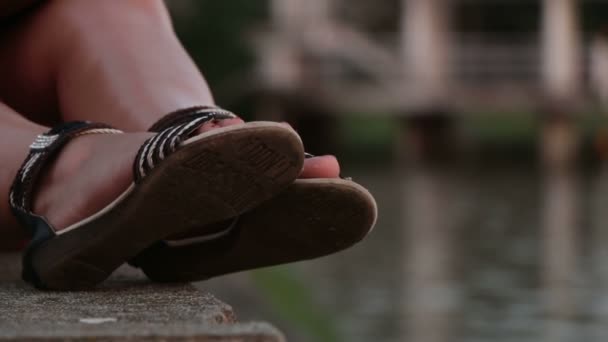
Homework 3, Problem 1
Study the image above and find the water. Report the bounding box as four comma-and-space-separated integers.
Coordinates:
197, 162, 608, 342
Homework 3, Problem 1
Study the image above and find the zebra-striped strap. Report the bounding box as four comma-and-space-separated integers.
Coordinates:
148, 106, 237, 132
9, 121, 123, 218
133, 106, 238, 182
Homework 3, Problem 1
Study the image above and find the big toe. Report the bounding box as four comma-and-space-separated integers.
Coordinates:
300, 155, 341, 179
194, 118, 340, 178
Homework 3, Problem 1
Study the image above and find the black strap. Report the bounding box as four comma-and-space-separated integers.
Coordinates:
10, 121, 122, 222
147, 107, 344, 177
8, 121, 122, 288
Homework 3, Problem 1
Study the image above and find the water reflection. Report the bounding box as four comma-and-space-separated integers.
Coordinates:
541, 167, 581, 342
589, 162, 608, 341
198, 162, 608, 342
403, 165, 462, 342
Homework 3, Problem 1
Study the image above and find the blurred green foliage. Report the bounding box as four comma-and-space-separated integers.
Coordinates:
252, 267, 343, 342
168, 0, 267, 106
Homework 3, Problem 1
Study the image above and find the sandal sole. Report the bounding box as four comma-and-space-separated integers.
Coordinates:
137, 179, 378, 282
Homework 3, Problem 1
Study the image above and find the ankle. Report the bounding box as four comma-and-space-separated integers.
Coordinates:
32, 132, 152, 230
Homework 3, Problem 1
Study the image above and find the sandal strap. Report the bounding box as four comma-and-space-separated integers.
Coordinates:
133, 106, 237, 181
9, 121, 122, 288
9, 121, 123, 223
148, 106, 236, 132
149, 108, 347, 180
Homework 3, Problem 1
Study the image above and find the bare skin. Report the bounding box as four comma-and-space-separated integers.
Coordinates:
0, 0, 339, 247
0, 102, 47, 247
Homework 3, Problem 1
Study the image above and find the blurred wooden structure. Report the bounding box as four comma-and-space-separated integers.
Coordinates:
255, 0, 596, 114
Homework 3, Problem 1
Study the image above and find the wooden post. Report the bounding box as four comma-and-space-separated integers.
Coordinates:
540, 0, 582, 317
542, 0, 582, 101
263, 0, 337, 150
398, 0, 456, 163
271, 0, 331, 35
402, 0, 451, 104
540, 0, 581, 173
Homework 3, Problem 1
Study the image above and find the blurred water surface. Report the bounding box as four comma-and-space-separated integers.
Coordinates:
198, 161, 608, 342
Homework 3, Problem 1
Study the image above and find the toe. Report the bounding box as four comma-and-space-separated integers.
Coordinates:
192, 118, 340, 179
300, 155, 341, 179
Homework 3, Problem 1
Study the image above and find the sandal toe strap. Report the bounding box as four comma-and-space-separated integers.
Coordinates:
133, 106, 237, 182
151, 108, 349, 180
148, 106, 237, 132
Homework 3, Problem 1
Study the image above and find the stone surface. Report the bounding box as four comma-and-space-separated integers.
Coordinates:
0, 253, 285, 341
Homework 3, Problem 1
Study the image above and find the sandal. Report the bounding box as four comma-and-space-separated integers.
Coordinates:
129, 109, 377, 282
10, 109, 304, 290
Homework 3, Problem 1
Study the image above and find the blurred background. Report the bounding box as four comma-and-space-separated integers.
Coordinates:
168, 1, 608, 341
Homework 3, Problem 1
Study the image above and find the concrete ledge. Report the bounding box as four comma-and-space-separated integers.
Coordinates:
0, 253, 285, 342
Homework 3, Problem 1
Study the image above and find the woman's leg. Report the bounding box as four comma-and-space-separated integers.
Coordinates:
0, 0, 208, 129
0, 0, 339, 177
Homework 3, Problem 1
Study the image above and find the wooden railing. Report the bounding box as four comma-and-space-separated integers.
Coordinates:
255, 30, 594, 113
